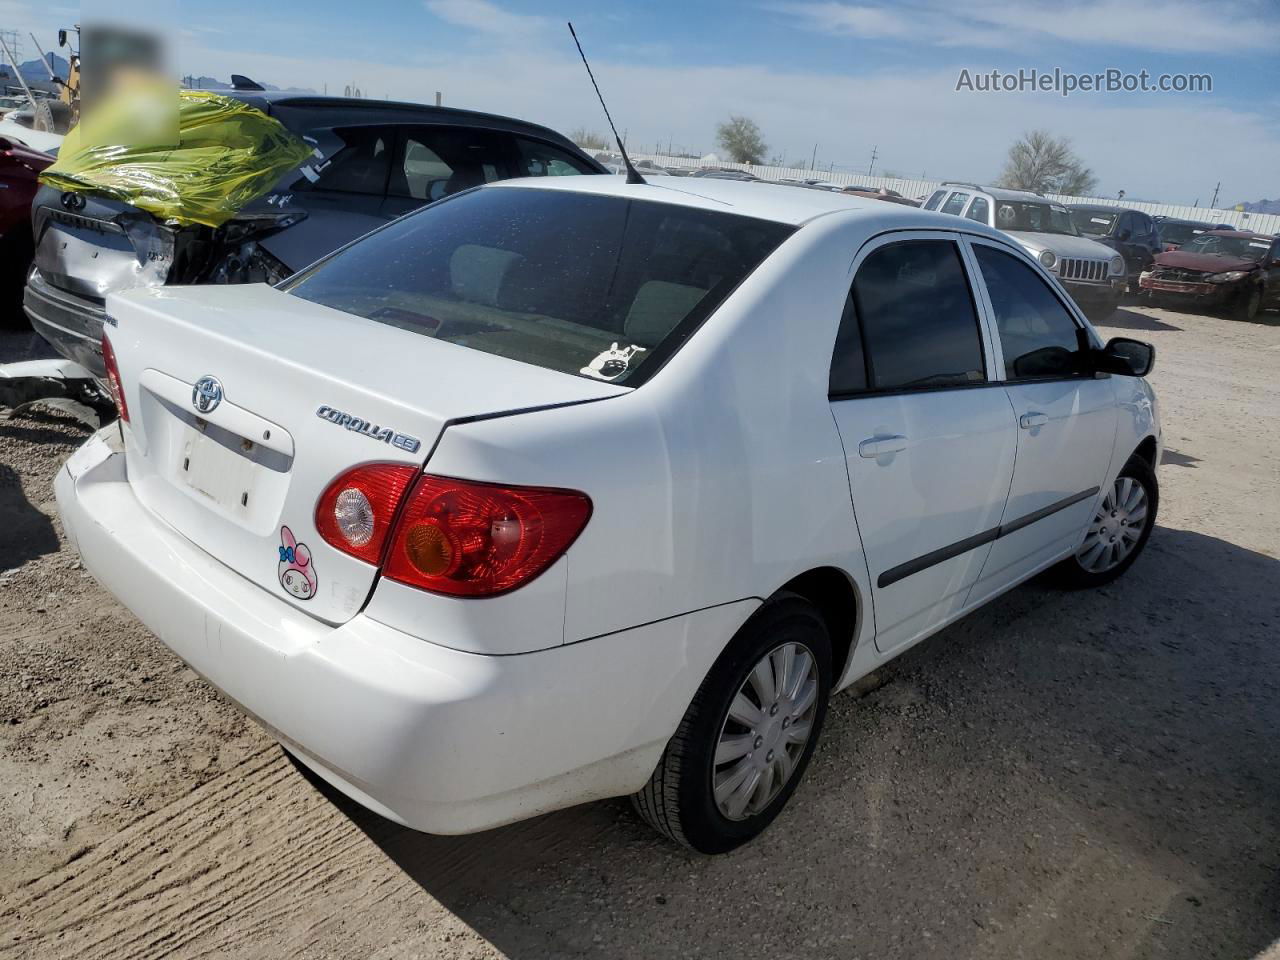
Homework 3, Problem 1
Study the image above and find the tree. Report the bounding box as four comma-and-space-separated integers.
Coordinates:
716, 116, 767, 165
996, 130, 1098, 196
570, 128, 608, 151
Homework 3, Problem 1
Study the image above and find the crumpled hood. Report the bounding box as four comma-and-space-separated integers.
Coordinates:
1010, 232, 1119, 260
1152, 250, 1259, 273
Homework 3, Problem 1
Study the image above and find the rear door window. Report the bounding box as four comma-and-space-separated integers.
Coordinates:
388, 127, 509, 202
846, 239, 986, 391
293, 127, 391, 195
940, 192, 970, 216
965, 196, 990, 224
284, 187, 794, 386
922, 189, 947, 211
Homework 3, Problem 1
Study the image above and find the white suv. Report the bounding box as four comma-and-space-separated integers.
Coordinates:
57, 176, 1160, 854
924, 183, 1127, 319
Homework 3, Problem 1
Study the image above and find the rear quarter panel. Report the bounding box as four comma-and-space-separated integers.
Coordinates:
421, 213, 877, 668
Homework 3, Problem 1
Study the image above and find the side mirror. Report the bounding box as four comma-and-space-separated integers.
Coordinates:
58, 29, 67, 47
1095, 337, 1154, 377
1115, 228, 1131, 242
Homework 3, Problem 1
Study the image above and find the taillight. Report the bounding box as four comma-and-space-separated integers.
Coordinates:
383, 475, 592, 597
101, 333, 129, 423
315, 463, 418, 564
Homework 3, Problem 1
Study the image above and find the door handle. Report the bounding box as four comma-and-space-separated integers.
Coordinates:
858, 434, 909, 458
1019, 412, 1048, 429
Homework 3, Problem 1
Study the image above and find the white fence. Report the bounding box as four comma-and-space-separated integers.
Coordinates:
631, 153, 1280, 236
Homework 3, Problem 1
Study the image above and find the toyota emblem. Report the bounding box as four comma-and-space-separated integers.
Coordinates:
60, 191, 86, 211
192, 376, 224, 414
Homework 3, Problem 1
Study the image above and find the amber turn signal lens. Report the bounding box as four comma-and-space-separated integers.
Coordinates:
403, 520, 457, 577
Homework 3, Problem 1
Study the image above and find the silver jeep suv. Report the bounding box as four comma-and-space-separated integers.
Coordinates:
924, 183, 1126, 320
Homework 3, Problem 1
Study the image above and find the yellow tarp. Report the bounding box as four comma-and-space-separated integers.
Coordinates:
40, 89, 312, 228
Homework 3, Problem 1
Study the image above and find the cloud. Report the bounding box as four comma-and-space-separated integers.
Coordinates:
423, 0, 547, 38
779, 0, 1280, 53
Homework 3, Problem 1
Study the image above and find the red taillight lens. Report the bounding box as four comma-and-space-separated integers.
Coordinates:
100, 333, 129, 423
315, 463, 418, 564
383, 475, 592, 597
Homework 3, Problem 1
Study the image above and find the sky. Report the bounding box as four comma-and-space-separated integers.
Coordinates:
6, 0, 1279, 204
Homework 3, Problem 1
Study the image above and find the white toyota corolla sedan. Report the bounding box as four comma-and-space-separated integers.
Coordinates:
56, 174, 1160, 853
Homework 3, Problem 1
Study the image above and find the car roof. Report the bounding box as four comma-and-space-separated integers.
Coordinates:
1068, 203, 1131, 213
210, 89, 587, 152
485, 174, 1009, 231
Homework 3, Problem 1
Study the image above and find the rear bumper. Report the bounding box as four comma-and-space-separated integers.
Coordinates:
56, 429, 750, 834
23, 270, 108, 380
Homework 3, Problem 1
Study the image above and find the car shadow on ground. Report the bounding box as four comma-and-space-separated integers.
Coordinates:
0, 461, 60, 570
303, 525, 1280, 959
1103, 307, 1183, 332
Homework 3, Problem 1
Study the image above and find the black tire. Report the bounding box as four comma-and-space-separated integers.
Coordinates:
1232, 286, 1262, 322
0, 229, 35, 329
1052, 453, 1158, 589
631, 593, 832, 854
32, 99, 72, 135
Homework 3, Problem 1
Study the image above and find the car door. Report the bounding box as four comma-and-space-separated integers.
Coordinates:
1132, 213, 1159, 270
964, 238, 1119, 602
1115, 212, 1144, 279
828, 234, 1017, 654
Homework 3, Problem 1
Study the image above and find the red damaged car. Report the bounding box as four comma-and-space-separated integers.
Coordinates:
1139, 230, 1280, 321
0, 135, 55, 326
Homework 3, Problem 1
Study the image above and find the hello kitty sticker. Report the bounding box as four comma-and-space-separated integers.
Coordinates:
580, 343, 645, 382
278, 526, 317, 601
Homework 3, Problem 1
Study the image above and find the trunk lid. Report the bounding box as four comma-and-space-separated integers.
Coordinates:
107, 283, 628, 624
31, 187, 176, 301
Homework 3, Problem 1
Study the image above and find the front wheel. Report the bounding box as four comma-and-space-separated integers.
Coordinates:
1232, 286, 1262, 322
631, 594, 831, 853
1053, 454, 1158, 588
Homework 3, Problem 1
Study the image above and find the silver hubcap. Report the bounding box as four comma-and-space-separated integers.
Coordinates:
713, 642, 818, 821
1076, 476, 1149, 573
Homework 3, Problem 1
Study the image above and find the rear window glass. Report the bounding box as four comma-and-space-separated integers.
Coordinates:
284, 187, 794, 385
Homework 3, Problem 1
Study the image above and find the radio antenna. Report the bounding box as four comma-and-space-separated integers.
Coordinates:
567, 22, 645, 185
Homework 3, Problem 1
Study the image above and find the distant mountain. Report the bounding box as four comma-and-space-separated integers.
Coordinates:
0, 56, 69, 95
1234, 198, 1280, 215
183, 75, 317, 94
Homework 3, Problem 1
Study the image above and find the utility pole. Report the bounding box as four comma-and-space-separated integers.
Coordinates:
0, 33, 37, 111
1209, 181, 1221, 209
867, 144, 878, 177
809, 143, 817, 170
435, 91, 442, 106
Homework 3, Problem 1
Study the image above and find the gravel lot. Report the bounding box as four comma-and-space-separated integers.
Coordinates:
1, 305, 1277, 959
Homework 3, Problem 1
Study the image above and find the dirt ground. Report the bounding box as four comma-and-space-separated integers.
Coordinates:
1, 305, 1278, 960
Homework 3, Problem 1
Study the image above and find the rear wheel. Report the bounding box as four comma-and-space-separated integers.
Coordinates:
1053, 454, 1158, 588
631, 594, 831, 853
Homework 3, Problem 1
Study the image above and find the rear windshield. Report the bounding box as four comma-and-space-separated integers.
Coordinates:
284, 186, 794, 385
